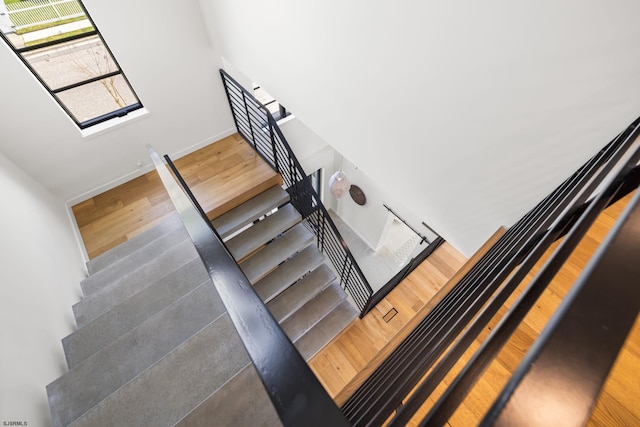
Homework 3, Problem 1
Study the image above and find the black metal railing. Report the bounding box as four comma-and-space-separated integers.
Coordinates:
357, 204, 444, 315
360, 236, 445, 316
383, 203, 438, 245
342, 117, 640, 426
164, 154, 212, 229
220, 69, 374, 313
148, 146, 349, 427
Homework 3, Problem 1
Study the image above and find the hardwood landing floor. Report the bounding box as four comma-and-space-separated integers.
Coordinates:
312, 193, 639, 426
72, 134, 282, 259
397, 193, 640, 426
309, 230, 506, 404
71, 130, 638, 425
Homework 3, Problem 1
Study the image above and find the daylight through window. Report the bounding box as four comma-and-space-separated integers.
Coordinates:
0, 0, 142, 129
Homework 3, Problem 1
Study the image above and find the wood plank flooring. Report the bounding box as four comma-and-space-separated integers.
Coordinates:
309, 229, 507, 405
73, 134, 282, 259
399, 192, 640, 426
310, 241, 469, 401
71, 130, 638, 425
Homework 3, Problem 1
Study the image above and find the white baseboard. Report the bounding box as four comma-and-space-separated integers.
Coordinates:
170, 128, 237, 161
65, 165, 154, 207
64, 128, 237, 260
65, 128, 236, 207
65, 202, 90, 267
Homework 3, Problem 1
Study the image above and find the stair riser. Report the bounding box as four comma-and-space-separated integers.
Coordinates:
212, 185, 290, 240
87, 213, 183, 274
294, 299, 358, 360
253, 243, 324, 304
240, 223, 315, 284
267, 264, 336, 323
73, 246, 199, 327
68, 314, 250, 427
81, 227, 190, 295
63, 258, 210, 369
52, 185, 359, 427
175, 364, 282, 427
226, 204, 301, 261
49, 282, 226, 427
281, 282, 347, 343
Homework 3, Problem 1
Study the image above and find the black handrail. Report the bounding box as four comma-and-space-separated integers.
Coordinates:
220, 68, 374, 314
360, 236, 445, 315
394, 120, 640, 426
421, 221, 441, 240
343, 117, 640, 426
163, 154, 211, 230
147, 146, 349, 427
483, 188, 640, 426
356, 205, 444, 316
383, 203, 434, 244
346, 137, 607, 423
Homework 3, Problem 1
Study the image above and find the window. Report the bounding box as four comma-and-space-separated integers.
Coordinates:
0, 0, 142, 129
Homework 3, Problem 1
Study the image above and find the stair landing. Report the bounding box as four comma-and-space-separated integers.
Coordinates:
73, 134, 282, 259
309, 241, 468, 402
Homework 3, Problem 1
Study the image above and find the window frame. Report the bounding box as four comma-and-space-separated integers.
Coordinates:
0, 1, 143, 129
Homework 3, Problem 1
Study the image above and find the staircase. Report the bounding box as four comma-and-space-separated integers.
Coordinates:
47, 184, 357, 426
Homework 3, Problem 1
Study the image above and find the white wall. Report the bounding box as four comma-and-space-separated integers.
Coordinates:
331, 153, 391, 250
0, 1, 237, 422
198, 0, 640, 256
0, 152, 85, 426
280, 117, 433, 251
279, 116, 330, 172
332, 155, 433, 251
0, 0, 235, 204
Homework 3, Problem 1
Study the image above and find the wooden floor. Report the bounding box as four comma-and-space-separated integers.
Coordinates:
73, 134, 282, 259
71, 132, 639, 425
309, 231, 509, 404
396, 193, 640, 426
309, 241, 467, 401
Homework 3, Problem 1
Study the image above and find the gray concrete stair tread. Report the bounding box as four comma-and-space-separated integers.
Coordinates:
67, 314, 249, 427
240, 223, 314, 284
63, 258, 210, 369
226, 203, 300, 261
281, 282, 346, 343
52, 186, 356, 426
266, 264, 336, 323
48, 282, 227, 427
175, 364, 282, 427
80, 228, 193, 297
252, 242, 323, 303
81, 225, 190, 296
294, 300, 358, 361
73, 240, 199, 327
212, 185, 289, 240
87, 212, 183, 274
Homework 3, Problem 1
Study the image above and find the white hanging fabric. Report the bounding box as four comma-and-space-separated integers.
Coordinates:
328, 170, 350, 199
